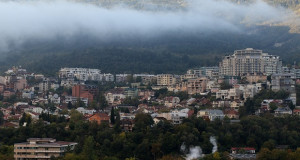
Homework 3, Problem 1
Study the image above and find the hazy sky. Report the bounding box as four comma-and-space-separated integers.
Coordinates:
0, 0, 294, 50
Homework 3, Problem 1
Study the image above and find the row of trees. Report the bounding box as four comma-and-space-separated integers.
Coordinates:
1, 111, 300, 160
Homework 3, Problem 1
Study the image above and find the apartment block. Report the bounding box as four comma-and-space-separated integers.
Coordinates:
14, 138, 77, 160
219, 48, 282, 76
187, 77, 207, 94
156, 74, 177, 86
271, 73, 296, 93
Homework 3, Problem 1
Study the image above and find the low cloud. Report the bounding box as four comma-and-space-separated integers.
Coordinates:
0, 0, 295, 51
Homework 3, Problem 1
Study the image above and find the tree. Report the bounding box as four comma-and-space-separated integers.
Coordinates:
0, 110, 4, 125
82, 136, 97, 160
110, 107, 115, 124
47, 102, 56, 113
19, 113, 31, 126
75, 98, 85, 108
114, 111, 121, 133
99, 92, 108, 110
67, 101, 73, 110
133, 113, 154, 132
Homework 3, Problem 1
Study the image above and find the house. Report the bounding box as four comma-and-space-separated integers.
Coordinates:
88, 113, 110, 125
274, 107, 292, 116
156, 109, 189, 125
230, 147, 256, 160
231, 147, 255, 154
293, 109, 300, 116
76, 107, 96, 115
3, 89, 15, 98
164, 96, 180, 108
153, 117, 168, 124
105, 89, 126, 105
121, 119, 134, 132
197, 109, 225, 121
50, 94, 61, 104
225, 109, 239, 119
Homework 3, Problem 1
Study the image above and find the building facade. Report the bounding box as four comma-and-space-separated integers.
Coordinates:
156, 74, 177, 86
14, 138, 77, 160
219, 48, 282, 76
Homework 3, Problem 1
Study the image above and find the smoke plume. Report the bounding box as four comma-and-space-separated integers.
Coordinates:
181, 143, 204, 160
210, 136, 218, 153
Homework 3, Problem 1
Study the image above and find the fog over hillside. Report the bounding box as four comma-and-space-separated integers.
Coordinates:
0, 0, 296, 52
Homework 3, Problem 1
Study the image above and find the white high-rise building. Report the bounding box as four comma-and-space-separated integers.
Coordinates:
59, 68, 101, 81
219, 48, 282, 76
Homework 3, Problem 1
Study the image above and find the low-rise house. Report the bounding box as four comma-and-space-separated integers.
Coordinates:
230, 147, 256, 160
121, 119, 134, 132
156, 109, 190, 125
24, 106, 44, 114
293, 109, 300, 116
164, 96, 180, 108
212, 101, 231, 108
274, 107, 292, 116
50, 94, 61, 104
225, 109, 239, 119
22, 90, 34, 99
76, 107, 96, 115
216, 90, 229, 100
3, 89, 15, 98
88, 113, 110, 125
120, 113, 136, 120
105, 89, 126, 105
153, 117, 168, 124
197, 109, 225, 121
230, 100, 244, 110
169, 110, 188, 125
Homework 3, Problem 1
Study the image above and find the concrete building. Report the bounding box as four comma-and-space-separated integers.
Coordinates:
157, 74, 177, 86
187, 67, 219, 78
220, 48, 282, 76
38, 78, 51, 93
14, 138, 77, 160
64, 96, 88, 106
116, 74, 129, 83
59, 68, 101, 81
133, 74, 156, 84
187, 77, 207, 95
72, 85, 98, 104
197, 109, 225, 121
271, 73, 296, 93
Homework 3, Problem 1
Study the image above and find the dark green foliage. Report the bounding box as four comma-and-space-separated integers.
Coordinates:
1, 114, 300, 159
110, 107, 115, 125
0, 110, 4, 125
121, 97, 140, 107
2, 26, 300, 75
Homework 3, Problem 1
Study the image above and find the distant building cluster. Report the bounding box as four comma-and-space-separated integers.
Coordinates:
1, 48, 300, 160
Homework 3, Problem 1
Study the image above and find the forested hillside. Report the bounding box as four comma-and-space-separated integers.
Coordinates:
0, 26, 300, 75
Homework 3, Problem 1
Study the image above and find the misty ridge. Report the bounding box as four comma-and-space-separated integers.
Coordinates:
0, 0, 297, 52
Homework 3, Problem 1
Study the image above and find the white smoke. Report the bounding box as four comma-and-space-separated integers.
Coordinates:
186, 146, 203, 160
181, 143, 187, 153
0, 0, 296, 51
210, 136, 218, 153
181, 143, 204, 160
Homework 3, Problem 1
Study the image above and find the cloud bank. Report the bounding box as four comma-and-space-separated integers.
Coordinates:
0, 0, 295, 51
